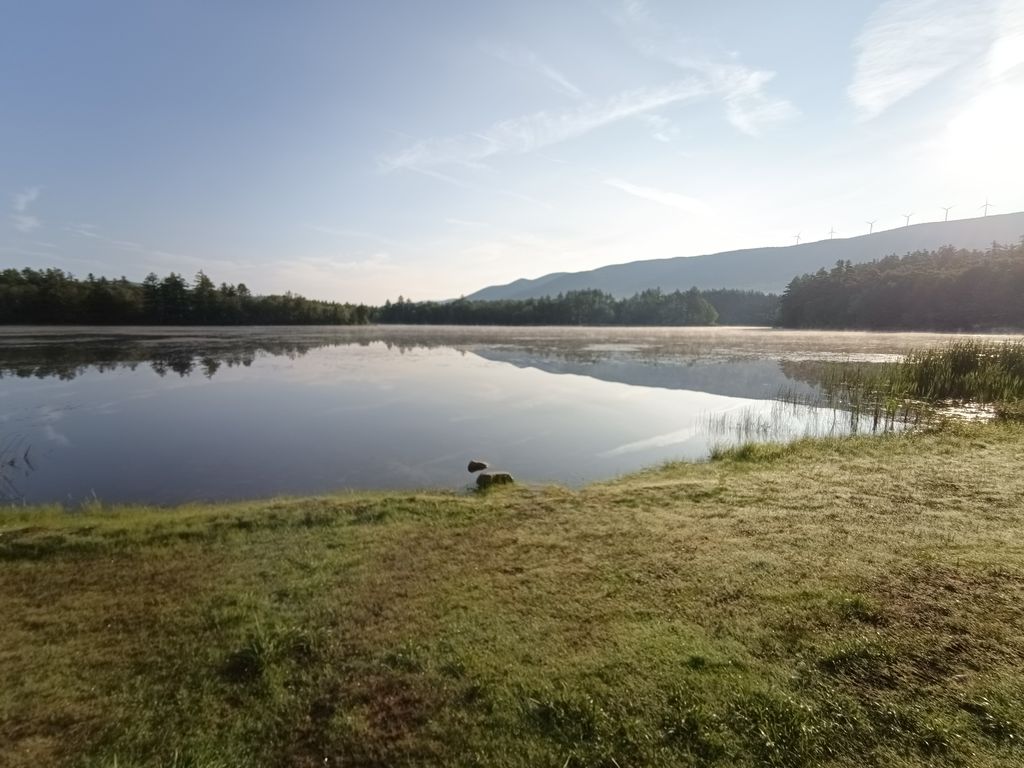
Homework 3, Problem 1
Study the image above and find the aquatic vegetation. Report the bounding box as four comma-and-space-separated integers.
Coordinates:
902, 340, 1024, 402
786, 339, 1019, 430
842, 340, 1024, 403
0, 435, 34, 502
706, 341, 1024, 448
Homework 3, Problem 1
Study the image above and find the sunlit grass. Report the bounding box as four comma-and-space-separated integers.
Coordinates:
3, 421, 1024, 766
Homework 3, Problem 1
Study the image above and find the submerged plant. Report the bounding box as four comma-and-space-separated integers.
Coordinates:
0, 434, 35, 502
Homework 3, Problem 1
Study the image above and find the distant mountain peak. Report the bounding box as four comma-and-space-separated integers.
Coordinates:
465, 212, 1024, 301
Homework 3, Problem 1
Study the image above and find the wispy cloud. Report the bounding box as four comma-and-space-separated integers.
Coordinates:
604, 177, 713, 216
65, 223, 245, 276
638, 113, 677, 143
11, 186, 42, 232
260, 253, 401, 303
13, 187, 40, 211
482, 42, 585, 100
0, 244, 54, 259
12, 214, 41, 234
381, 79, 707, 171
66, 222, 150, 252
706, 63, 798, 136
848, 0, 996, 120
615, 2, 798, 136
924, 0, 1024, 190
383, 1, 791, 188
287, 253, 396, 274
989, 0, 1024, 78
648, 55, 797, 136
405, 165, 553, 209
308, 225, 406, 249
445, 217, 490, 229
622, 0, 651, 24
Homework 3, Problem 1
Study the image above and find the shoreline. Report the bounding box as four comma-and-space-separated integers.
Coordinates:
4, 421, 1024, 765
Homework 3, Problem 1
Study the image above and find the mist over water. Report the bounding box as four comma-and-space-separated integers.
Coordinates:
0, 326, 1002, 505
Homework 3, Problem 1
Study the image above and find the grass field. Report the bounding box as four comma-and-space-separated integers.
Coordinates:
3, 421, 1024, 767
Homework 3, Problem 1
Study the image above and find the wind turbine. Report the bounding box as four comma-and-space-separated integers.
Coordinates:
941, 205, 953, 222
903, 212, 913, 227
866, 220, 876, 235
980, 198, 994, 216
793, 233, 801, 245
828, 226, 837, 240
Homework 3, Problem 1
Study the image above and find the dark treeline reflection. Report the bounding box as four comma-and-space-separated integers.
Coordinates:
0, 338, 362, 380
0, 329, 518, 381
4, 342, 264, 380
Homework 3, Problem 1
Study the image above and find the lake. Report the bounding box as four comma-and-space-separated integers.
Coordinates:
0, 325, 1006, 505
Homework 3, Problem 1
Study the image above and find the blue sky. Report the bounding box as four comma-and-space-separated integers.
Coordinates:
3, 0, 1023, 303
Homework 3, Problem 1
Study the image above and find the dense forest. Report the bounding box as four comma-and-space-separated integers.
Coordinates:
377, 288, 778, 326
0, 269, 371, 325
778, 240, 1024, 330
23, 242, 1024, 330
0, 270, 779, 326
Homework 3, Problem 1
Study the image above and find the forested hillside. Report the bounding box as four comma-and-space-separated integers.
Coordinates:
16, 242, 1024, 330
466, 212, 1024, 300
778, 241, 1024, 329
0, 269, 371, 325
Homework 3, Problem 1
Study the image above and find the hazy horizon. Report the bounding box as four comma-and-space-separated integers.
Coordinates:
3, 0, 1023, 303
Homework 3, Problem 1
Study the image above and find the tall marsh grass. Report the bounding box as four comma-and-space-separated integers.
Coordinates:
802, 340, 1024, 433
824, 340, 1024, 406
708, 341, 1024, 449
903, 340, 1024, 402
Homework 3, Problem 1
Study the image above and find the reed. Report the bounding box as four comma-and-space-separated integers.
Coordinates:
813, 341, 1024, 430
902, 340, 1024, 402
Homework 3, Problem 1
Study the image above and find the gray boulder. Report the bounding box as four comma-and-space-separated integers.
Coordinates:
467, 459, 489, 472
476, 471, 514, 488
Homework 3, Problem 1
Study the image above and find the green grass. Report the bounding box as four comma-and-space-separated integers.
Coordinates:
824, 340, 1024, 408
3, 422, 1024, 766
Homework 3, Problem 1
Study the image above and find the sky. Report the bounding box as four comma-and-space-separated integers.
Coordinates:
2, 0, 1023, 304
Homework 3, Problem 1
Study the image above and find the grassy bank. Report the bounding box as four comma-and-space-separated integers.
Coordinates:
3, 422, 1024, 767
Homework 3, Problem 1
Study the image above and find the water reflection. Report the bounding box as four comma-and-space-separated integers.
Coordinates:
0, 338, 826, 401
0, 337, 318, 381
0, 326, 947, 372
474, 348, 821, 400
0, 327, 874, 398
0, 326, 992, 505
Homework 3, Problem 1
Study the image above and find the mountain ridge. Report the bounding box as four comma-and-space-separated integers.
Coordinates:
465, 212, 1024, 301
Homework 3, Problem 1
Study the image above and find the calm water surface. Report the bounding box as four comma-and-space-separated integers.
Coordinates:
0, 326, 1008, 505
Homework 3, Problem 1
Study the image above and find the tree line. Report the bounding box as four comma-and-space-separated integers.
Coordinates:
0, 269, 780, 327
377, 288, 779, 326
778, 240, 1024, 330
0, 269, 372, 325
